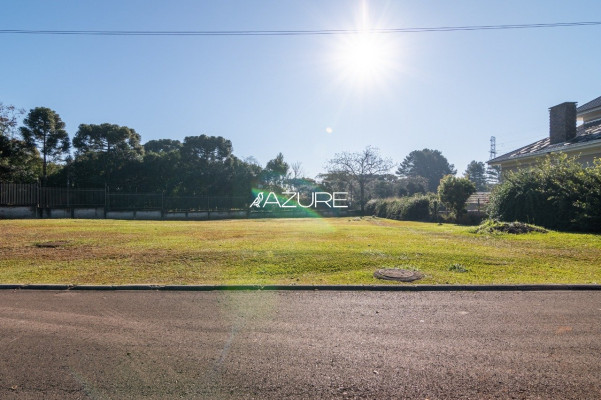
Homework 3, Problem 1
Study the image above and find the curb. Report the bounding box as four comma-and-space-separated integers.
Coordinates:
1, 284, 601, 291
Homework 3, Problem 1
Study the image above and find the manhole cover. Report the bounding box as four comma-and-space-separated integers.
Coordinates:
374, 269, 424, 282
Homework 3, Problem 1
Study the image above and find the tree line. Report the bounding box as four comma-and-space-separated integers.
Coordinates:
1, 103, 498, 209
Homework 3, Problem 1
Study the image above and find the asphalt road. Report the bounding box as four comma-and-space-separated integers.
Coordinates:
1, 290, 600, 399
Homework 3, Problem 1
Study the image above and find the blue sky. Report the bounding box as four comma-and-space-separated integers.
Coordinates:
2, 0, 600, 179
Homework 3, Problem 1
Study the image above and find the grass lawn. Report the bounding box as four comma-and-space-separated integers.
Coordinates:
1, 217, 600, 285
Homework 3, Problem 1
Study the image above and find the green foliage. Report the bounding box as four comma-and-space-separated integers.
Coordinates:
396, 149, 456, 192
74, 123, 143, 158
397, 176, 429, 196
178, 135, 259, 197
486, 164, 501, 186
143, 139, 182, 154
438, 175, 476, 218
464, 160, 488, 191
365, 194, 436, 221
1, 103, 40, 182
72, 123, 144, 189
448, 263, 468, 273
487, 155, 601, 232
0, 135, 41, 183
20, 107, 70, 183
261, 152, 289, 191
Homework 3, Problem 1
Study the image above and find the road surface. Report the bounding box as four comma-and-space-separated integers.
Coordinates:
1, 290, 600, 399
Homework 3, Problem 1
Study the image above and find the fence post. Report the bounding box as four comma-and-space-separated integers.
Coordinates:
37, 181, 41, 218
68, 184, 74, 218
161, 191, 165, 220
104, 185, 108, 219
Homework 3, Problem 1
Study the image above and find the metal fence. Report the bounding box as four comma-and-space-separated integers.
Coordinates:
0, 183, 39, 206
0, 183, 249, 211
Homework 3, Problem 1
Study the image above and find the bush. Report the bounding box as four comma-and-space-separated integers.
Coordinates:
487, 155, 601, 232
365, 194, 436, 221
437, 175, 476, 218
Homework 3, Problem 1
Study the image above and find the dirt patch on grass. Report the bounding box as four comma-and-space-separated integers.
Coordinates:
34, 241, 72, 248
474, 220, 548, 235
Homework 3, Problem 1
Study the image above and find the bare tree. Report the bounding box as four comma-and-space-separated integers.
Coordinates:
326, 146, 393, 214
290, 161, 304, 179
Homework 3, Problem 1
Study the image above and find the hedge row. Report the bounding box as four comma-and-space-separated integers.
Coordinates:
487, 155, 601, 232
365, 194, 437, 221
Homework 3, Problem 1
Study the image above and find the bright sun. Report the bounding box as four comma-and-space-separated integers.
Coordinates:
334, 33, 394, 84
330, 2, 398, 88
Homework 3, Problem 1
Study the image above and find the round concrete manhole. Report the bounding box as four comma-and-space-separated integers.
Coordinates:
374, 269, 424, 282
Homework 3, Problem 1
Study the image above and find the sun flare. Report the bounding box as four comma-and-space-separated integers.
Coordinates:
329, 2, 399, 89
334, 33, 394, 84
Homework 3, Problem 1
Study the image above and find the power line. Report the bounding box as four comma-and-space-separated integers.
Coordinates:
1, 21, 600, 36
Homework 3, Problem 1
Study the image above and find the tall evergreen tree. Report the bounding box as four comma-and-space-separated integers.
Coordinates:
396, 149, 456, 192
464, 160, 488, 191
20, 107, 70, 184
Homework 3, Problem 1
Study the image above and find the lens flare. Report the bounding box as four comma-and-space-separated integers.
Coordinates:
327, 1, 400, 90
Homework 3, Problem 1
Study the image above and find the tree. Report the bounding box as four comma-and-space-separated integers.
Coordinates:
437, 175, 476, 218
464, 161, 488, 191
73, 123, 144, 188
261, 152, 289, 191
286, 161, 307, 191
0, 103, 24, 138
397, 176, 428, 196
371, 174, 398, 199
0, 136, 41, 183
290, 161, 304, 180
138, 139, 184, 193
327, 146, 393, 214
179, 135, 235, 195
20, 107, 70, 184
486, 164, 501, 186
144, 139, 182, 154
1, 103, 40, 182
396, 149, 456, 192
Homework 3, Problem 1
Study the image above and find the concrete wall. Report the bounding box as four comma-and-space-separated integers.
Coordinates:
0, 206, 36, 219
1, 207, 353, 220
74, 208, 105, 219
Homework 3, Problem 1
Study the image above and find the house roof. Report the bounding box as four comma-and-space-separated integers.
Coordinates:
577, 95, 601, 114
489, 120, 601, 164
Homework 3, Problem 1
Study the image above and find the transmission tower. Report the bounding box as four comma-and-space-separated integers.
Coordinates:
486, 136, 500, 185
489, 136, 497, 160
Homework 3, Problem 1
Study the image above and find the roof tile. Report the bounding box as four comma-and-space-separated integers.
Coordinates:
489, 120, 601, 163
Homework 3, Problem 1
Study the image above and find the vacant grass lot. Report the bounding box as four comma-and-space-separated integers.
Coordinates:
1, 217, 600, 285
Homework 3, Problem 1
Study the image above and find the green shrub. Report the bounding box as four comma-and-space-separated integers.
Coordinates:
487, 155, 601, 232
365, 194, 436, 221
437, 175, 476, 218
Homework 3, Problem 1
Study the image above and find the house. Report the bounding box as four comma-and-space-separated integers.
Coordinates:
488, 95, 601, 175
